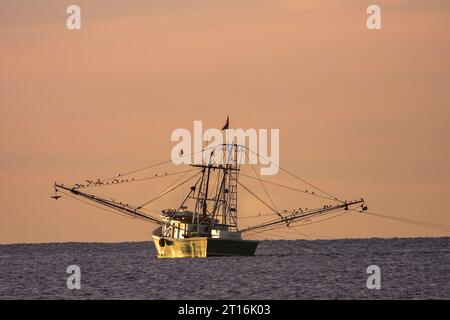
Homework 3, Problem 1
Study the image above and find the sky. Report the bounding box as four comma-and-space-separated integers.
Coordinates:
0, 0, 449, 244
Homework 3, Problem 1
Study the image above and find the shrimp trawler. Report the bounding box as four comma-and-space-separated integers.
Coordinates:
151, 150, 260, 258
53, 119, 367, 258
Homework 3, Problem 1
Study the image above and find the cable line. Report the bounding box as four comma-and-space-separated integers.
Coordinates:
244, 146, 344, 203
245, 148, 279, 214
240, 173, 338, 202
137, 171, 201, 209
365, 210, 450, 234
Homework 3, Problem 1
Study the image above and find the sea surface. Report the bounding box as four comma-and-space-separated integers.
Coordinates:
0, 238, 449, 299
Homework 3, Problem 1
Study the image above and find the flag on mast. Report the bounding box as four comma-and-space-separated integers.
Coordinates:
221, 116, 230, 130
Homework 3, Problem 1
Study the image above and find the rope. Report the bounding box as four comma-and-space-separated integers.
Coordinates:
244, 146, 344, 203
59, 190, 156, 224
137, 171, 200, 209
239, 212, 278, 220
101, 144, 219, 182
80, 169, 195, 188
237, 179, 282, 218
240, 173, 338, 202
365, 210, 450, 234
244, 209, 350, 236
245, 149, 279, 213
142, 169, 195, 204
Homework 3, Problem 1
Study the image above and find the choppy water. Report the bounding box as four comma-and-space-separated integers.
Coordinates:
0, 238, 449, 299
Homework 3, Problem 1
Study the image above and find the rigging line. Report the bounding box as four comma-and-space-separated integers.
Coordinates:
244, 208, 351, 236
240, 201, 359, 231
382, 216, 450, 231
239, 214, 296, 234
365, 211, 450, 233
366, 214, 450, 233
101, 159, 173, 182
243, 146, 344, 203
177, 175, 202, 212
363, 210, 447, 229
140, 207, 164, 214
239, 173, 337, 202
101, 144, 220, 182
252, 229, 284, 239
282, 228, 315, 240
138, 170, 200, 209
239, 208, 338, 223
244, 224, 314, 240
82, 169, 195, 188
244, 224, 287, 236
366, 211, 450, 230
209, 170, 225, 211
137, 171, 201, 209
146, 169, 195, 202
245, 148, 279, 213
59, 190, 155, 224
60, 189, 191, 234
284, 228, 333, 240
239, 213, 278, 220
208, 169, 220, 203
237, 179, 283, 218
240, 217, 300, 237
242, 224, 283, 238
289, 210, 351, 228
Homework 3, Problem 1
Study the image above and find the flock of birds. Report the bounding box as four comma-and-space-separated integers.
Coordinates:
73, 177, 134, 189
70, 171, 171, 189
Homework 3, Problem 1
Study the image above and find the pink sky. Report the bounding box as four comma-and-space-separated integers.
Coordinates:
1, 0, 449, 243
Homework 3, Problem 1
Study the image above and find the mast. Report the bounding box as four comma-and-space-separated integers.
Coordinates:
187, 144, 242, 231
202, 165, 211, 217
223, 144, 240, 231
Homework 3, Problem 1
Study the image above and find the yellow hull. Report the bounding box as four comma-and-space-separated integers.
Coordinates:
152, 227, 259, 258
153, 235, 208, 258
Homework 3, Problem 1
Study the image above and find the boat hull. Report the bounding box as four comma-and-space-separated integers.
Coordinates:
152, 227, 259, 258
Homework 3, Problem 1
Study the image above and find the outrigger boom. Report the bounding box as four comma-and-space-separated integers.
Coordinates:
54, 183, 163, 225
240, 199, 366, 233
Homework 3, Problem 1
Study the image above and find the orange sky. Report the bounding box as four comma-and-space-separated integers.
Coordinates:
1, 0, 449, 244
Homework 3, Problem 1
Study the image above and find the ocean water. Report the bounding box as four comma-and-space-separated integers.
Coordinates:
0, 238, 449, 299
